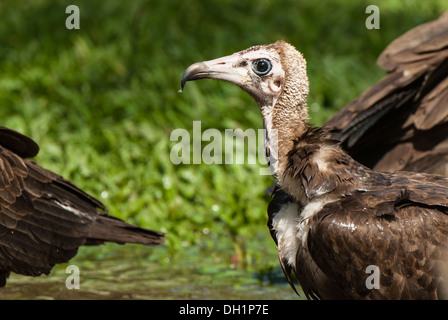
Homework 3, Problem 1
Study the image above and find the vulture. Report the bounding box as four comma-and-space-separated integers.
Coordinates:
0, 127, 164, 287
180, 13, 448, 300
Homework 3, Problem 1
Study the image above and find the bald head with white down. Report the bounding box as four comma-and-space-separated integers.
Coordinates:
182, 41, 311, 178
181, 41, 310, 119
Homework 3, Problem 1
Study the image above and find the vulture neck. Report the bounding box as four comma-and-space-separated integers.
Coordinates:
263, 101, 355, 205
262, 100, 308, 177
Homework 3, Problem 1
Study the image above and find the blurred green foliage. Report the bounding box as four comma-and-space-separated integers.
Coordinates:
0, 0, 446, 269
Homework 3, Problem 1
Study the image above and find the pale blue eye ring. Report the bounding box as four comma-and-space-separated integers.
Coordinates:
252, 59, 272, 76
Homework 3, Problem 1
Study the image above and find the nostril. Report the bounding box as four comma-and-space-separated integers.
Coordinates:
238, 60, 248, 68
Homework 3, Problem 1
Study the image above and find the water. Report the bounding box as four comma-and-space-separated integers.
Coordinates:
0, 243, 302, 300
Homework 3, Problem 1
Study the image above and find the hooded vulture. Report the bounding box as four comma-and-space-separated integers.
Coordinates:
180, 13, 448, 299
0, 127, 164, 287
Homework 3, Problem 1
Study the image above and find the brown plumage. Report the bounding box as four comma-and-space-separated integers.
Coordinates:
181, 14, 448, 299
0, 127, 164, 287
326, 12, 448, 174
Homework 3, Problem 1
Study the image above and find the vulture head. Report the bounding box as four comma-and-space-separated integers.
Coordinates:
182, 41, 312, 177
181, 41, 310, 120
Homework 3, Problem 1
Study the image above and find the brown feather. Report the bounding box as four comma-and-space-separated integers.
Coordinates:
326, 12, 448, 174
0, 128, 164, 287
283, 129, 448, 299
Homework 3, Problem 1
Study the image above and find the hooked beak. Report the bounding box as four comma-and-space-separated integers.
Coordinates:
181, 53, 248, 91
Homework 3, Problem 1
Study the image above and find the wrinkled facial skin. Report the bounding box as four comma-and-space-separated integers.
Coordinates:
242, 49, 285, 107
181, 47, 285, 108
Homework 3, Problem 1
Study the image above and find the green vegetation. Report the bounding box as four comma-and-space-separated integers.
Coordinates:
0, 0, 446, 274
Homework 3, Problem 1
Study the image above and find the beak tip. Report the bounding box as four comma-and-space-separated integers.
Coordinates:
180, 69, 190, 91
180, 62, 209, 91
180, 76, 187, 92
179, 71, 190, 92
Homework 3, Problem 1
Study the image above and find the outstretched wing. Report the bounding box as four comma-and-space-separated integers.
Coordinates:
326, 12, 448, 174
0, 128, 164, 286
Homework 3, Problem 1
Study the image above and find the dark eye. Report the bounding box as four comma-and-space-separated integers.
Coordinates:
252, 59, 272, 76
